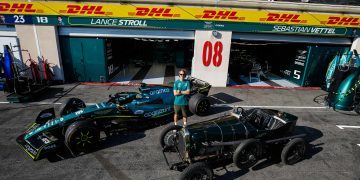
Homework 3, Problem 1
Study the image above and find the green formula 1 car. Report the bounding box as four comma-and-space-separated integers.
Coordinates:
17, 77, 211, 160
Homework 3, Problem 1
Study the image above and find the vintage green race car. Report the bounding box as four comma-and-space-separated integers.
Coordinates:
161, 107, 307, 180
17, 77, 211, 160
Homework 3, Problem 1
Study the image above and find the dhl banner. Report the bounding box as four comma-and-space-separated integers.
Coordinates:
1, 1, 360, 28
0, 1, 359, 36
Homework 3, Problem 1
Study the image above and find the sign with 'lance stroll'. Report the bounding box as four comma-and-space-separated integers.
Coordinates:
69, 17, 148, 27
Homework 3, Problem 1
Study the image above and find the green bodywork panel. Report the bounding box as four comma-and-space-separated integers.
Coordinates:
331, 67, 360, 110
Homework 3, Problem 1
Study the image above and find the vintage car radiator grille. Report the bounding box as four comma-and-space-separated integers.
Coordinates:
177, 132, 186, 158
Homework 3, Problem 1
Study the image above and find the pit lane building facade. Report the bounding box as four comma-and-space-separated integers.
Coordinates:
1, 0, 360, 87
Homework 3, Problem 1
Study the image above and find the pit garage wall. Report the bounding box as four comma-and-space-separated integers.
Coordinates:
15, 25, 64, 81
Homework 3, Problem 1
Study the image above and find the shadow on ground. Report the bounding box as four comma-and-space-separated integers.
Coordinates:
31, 87, 65, 102
47, 131, 147, 162
47, 116, 173, 162
214, 126, 323, 179
209, 92, 243, 104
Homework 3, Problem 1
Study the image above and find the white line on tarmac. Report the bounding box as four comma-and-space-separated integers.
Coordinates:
336, 125, 360, 129
213, 104, 327, 109
0, 101, 62, 105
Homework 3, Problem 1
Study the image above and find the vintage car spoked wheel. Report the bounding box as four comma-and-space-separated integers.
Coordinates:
159, 125, 182, 148
233, 139, 262, 169
189, 93, 211, 116
281, 138, 306, 165
65, 121, 100, 154
179, 162, 213, 180
60, 98, 86, 116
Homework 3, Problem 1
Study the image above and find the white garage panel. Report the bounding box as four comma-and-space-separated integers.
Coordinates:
59, 27, 195, 40
0, 25, 16, 37
232, 33, 352, 45
0, 26, 21, 61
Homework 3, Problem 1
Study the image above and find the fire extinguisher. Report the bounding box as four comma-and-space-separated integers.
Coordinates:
26, 53, 40, 83
41, 56, 53, 82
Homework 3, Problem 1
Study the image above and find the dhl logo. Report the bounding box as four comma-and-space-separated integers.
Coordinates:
0, 3, 43, 13
321, 16, 360, 26
59, 5, 112, 15
195, 10, 245, 20
260, 13, 307, 23
128, 7, 180, 17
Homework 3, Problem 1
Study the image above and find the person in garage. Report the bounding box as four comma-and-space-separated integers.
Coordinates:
173, 69, 190, 127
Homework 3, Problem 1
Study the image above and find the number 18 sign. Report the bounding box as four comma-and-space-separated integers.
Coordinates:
192, 30, 232, 87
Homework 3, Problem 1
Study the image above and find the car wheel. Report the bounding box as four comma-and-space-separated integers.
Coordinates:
159, 125, 182, 148
179, 162, 213, 180
233, 139, 262, 169
281, 138, 306, 165
65, 121, 100, 155
354, 104, 360, 115
189, 93, 211, 116
59, 98, 86, 116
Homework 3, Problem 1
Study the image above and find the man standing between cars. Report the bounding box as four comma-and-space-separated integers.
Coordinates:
173, 69, 190, 127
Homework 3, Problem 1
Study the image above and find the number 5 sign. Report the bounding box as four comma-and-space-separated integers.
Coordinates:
192, 30, 232, 87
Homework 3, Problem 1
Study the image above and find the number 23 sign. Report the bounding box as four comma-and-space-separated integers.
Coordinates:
192, 30, 231, 87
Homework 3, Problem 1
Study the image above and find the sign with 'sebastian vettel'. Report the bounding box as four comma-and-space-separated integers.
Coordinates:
0, 1, 358, 36
273, 25, 337, 34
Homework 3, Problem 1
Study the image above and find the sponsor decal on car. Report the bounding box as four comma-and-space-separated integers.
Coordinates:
44, 144, 56, 150
144, 106, 172, 118
25, 117, 66, 139
134, 110, 145, 115
149, 88, 170, 95
24, 144, 37, 155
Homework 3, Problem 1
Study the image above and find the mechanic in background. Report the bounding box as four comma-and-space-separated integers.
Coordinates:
173, 69, 190, 127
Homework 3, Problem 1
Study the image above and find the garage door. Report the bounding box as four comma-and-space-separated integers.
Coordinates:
232, 32, 352, 45
59, 27, 195, 40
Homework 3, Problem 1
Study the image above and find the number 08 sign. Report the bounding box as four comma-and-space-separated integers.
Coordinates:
192, 30, 232, 87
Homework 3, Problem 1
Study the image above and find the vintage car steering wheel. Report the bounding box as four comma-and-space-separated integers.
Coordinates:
236, 107, 245, 116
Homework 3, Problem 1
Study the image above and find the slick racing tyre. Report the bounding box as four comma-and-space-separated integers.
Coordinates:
65, 121, 100, 154
179, 162, 213, 180
281, 138, 306, 165
159, 125, 182, 148
60, 98, 86, 116
189, 93, 211, 116
233, 139, 262, 170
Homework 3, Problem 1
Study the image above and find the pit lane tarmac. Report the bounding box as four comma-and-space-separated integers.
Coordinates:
0, 84, 359, 180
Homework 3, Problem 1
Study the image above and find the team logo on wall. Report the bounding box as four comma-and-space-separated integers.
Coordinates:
128, 7, 180, 17
0, 3, 43, 13
59, 5, 112, 15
